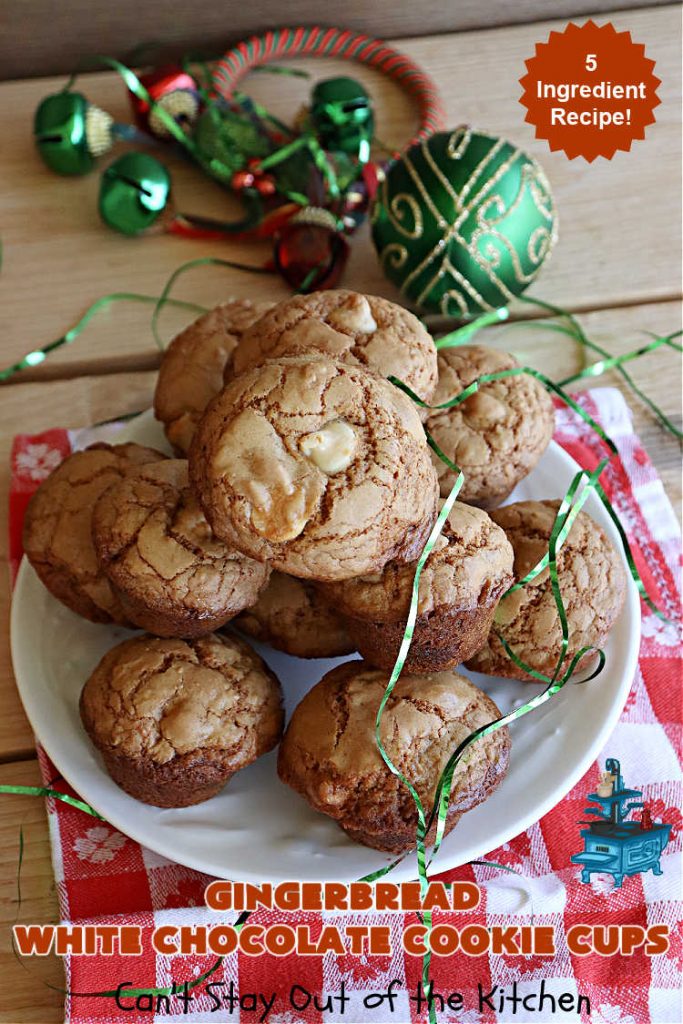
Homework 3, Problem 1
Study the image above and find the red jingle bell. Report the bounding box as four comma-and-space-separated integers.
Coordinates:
274, 208, 349, 292
131, 66, 200, 138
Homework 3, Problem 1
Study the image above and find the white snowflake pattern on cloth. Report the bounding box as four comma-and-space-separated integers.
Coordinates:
594, 1005, 637, 1024
641, 614, 681, 648
14, 443, 63, 482
588, 872, 617, 897
73, 826, 126, 864
444, 1009, 484, 1024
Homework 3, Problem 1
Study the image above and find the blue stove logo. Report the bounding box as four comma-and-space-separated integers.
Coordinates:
572, 758, 671, 889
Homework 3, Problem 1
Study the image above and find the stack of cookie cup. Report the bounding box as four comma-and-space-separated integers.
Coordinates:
22, 290, 626, 855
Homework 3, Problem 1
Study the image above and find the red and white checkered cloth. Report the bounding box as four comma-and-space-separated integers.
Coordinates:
8, 388, 682, 1024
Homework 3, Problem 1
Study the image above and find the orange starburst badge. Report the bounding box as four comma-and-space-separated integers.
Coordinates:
519, 20, 661, 161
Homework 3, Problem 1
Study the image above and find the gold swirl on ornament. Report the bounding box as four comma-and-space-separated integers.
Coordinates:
446, 126, 471, 160
380, 243, 409, 270
422, 138, 462, 213
403, 152, 448, 229
440, 286, 471, 318
385, 191, 423, 239
476, 193, 508, 225
416, 250, 492, 313
527, 167, 555, 223
473, 229, 543, 287
455, 139, 507, 210
527, 225, 553, 265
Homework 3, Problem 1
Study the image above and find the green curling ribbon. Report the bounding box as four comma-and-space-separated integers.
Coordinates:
390, 366, 618, 456
434, 306, 509, 349
373, 477, 464, 1022
518, 295, 683, 440
431, 295, 682, 440
367, 457, 611, 1020
0, 293, 207, 383
391, 368, 674, 625
151, 257, 273, 349
505, 458, 609, 595
558, 331, 683, 386
0, 784, 104, 820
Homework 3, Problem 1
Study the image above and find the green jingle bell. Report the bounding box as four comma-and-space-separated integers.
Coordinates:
34, 91, 114, 175
371, 127, 558, 318
99, 153, 171, 235
35, 92, 92, 175
310, 77, 374, 162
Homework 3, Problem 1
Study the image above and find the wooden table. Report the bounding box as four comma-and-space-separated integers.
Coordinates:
0, 6, 680, 1020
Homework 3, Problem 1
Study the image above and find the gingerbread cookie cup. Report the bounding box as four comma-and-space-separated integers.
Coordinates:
22, 443, 165, 625
232, 289, 438, 410
80, 633, 283, 807
154, 299, 272, 455
321, 502, 513, 673
467, 500, 627, 681
278, 662, 509, 853
92, 459, 270, 638
426, 344, 555, 508
234, 571, 354, 659
189, 355, 439, 581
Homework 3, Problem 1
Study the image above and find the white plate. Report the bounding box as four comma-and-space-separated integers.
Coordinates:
11, 411, 640, 882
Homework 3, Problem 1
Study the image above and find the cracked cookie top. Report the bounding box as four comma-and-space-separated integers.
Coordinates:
189, 355, 439, 581
23, 443, 166, 624
81, 633, 283, 766
232, 290, 438, 406
92, 459, 270, 637
277, 661, 509, 835
466, 499, 627, 680
234, 571, 354, 659
425, 344, 555, 508
154, 299, 272, 455
321, 501, 514, 623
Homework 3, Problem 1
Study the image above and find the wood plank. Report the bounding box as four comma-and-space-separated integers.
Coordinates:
0, 7, 680, 378
1, 0, 672, 81
0, 760, 62, 1023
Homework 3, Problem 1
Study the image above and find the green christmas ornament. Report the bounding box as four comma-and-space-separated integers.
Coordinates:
310, 77, 374, 161
99, 153, 171, 235
34, 92, 113, 176
371, 126, 557, 318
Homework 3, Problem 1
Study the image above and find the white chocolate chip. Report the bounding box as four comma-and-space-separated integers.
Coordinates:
328, 295, 377, 334
300, 420, 357, 475
214, 408, 325, 542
